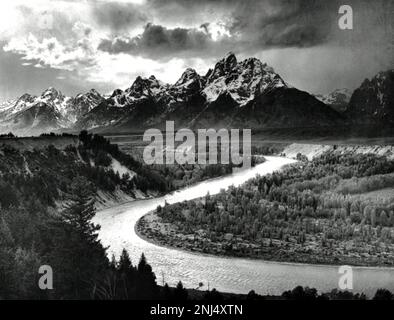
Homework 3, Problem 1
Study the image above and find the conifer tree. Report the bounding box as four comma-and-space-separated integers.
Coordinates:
51, 176, 107, 299
173, 281, 188, 301
62, 176, 100, 240
118, 249, 136, 299
136, 253, 157, 299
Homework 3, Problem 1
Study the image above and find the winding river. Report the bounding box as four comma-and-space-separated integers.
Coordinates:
93, 156, 394, 297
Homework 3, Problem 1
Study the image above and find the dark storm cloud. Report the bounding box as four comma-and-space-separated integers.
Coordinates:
145, 0, 393, 49
91, 2, 148, 31
98, 23, 223, 58
97, 0, 338, 59
228, 0, 334, 48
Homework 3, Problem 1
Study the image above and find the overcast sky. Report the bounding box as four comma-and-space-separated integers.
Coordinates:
0, 0, 393, 100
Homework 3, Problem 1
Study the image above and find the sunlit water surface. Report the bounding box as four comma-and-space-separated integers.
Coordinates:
94, 156, 394, 297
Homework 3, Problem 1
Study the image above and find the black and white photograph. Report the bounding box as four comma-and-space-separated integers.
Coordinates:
0, 0, 394, 309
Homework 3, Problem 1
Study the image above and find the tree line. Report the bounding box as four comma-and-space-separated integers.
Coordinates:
155, 152, 394, 265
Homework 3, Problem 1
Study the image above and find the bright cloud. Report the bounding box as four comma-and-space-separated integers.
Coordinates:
0, 0, 218, 94
86, 52, 209, 89
3, 33, 93, 71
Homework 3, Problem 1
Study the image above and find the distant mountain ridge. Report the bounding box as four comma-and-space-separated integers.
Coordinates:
0, 88, 104, 135
315, 88, 352, 113
1, 53, 393, 136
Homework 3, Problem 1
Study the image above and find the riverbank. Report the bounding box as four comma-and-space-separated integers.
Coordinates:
134, 147, 394, 268
136, 209, 394, 268
93, 160, 266, 211
95, 156, 394, 297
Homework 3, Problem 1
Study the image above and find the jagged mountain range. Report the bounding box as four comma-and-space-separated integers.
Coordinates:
76, 53, 342, 132
0, 87, 104, 135
0, 53, 393, 135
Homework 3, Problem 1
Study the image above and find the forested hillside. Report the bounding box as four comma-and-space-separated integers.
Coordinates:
0, 132, 249, 299
0, 132, 174, 298
139, 152, 394, 266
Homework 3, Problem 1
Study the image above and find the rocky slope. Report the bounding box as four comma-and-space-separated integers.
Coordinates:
0, 134, 167, 211
345, 70, 394, 124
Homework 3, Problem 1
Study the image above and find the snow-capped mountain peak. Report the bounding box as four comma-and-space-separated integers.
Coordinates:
175, 68, 200, 86
75, 89, 102, 103
7, 54, 392, 135
206, 52, 238, 83
173, 68, 205, 96
203, 52, 287, 106
41, 87, 63, 99
71, 89, 104, 119
0, 99, 17, 116
0, 93, 37, 119
126, 75, 167, 99
315, 88, 351, 112
0, 88, 104, 135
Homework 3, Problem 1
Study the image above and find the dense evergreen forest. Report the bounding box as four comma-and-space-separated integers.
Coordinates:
0, 173, 156, 299
0, 132, 171, 298
142, 152, 394, 266
0, 132, 261, 299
